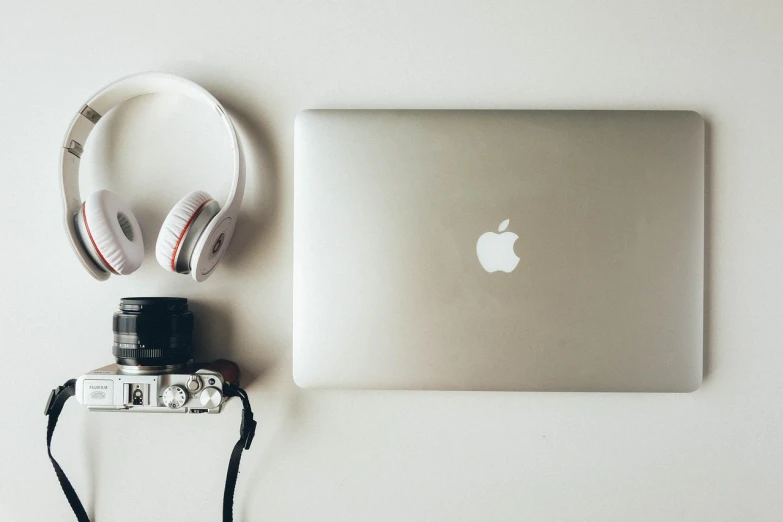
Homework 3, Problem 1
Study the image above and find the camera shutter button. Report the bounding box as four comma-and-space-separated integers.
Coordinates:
186, 375, 201, 392
200, 387, 222, 409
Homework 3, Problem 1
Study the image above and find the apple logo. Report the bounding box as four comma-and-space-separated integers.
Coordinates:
476, 219, 520, 273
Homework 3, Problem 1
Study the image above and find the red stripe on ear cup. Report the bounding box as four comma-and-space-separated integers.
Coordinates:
171, 199, 213, 271
82, 205, 120, 275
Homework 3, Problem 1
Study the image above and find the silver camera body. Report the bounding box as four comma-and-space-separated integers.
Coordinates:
75, 362, 228, 414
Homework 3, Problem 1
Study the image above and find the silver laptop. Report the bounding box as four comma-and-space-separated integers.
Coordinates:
293, 110, 704, 392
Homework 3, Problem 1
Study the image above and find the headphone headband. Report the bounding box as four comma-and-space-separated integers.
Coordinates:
60, 72, 245, 281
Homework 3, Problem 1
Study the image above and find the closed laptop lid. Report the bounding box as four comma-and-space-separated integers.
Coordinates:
294, 110, 704, 392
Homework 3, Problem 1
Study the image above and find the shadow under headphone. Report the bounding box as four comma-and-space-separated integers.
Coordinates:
60, 72, 246, 282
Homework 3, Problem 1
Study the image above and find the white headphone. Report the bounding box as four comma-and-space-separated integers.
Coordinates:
60, 72, 245, 282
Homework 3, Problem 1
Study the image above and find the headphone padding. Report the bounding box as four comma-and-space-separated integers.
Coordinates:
156, 191, 214, 272
82, 190, 144, 275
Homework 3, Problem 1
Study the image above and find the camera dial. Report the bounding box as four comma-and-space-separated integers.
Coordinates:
199, 387, 223, 409
162, 385, 188, 409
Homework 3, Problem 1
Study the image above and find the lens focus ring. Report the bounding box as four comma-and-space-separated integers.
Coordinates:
112, 297, 194, 366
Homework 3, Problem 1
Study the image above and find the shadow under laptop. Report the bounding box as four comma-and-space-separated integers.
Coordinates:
702, 119, 713, 382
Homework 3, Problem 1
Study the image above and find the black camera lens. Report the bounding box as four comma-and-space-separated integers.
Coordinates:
113, 297, 193, 367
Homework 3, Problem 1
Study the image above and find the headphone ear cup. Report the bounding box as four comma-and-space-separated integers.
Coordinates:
156, 191, 217, 273
79, 190, 144, 275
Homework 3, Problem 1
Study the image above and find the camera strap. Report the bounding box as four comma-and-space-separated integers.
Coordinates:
45, 380, 90, 522
45, 380, 257, 522
223, 383, 257, 521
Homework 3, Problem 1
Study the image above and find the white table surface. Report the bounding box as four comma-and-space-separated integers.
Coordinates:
1, 1, 781, 520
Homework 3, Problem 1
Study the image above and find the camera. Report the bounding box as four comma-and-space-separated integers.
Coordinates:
75, 297, 239, 414
47, 296, 255, 521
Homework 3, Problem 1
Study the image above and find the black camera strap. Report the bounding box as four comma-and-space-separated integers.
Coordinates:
45, 380, 257, 522
222, 383, 257, 521
45, 380, 90, 522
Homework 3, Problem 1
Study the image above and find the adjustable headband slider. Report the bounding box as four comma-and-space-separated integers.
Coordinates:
66, 140, 84, 158
80, 105, 102, 124
62, 105, 101, 155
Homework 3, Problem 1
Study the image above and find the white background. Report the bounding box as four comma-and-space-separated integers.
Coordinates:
1, 1, 782, 520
